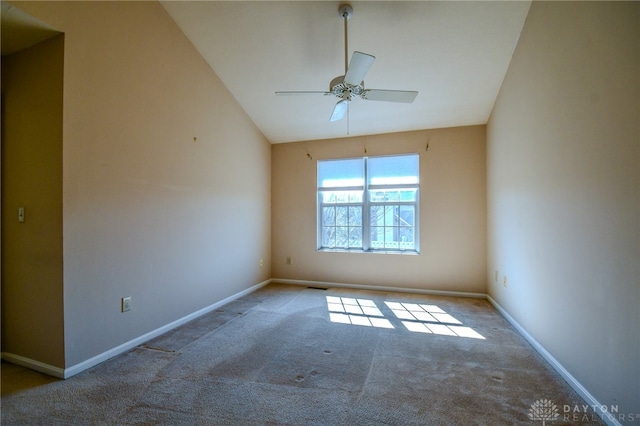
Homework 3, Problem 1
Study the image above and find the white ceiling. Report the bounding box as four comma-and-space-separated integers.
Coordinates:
3, 1, 531, 144
1, 2, 61, 55
162, 1, 531, 144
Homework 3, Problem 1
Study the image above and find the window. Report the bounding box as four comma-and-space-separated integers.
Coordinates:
317, 154, 419, 253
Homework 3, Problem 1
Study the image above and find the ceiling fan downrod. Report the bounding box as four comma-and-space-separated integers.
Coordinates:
339, 4, 353, 75
274, 3, 418, 123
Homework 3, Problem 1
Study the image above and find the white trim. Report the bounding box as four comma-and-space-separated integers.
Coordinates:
486, 295, 622, 426
62, 279, 271, 378
0, 352, 65, 379
273, 278, 487, 299
1, 279, 271, 380
2, 276, 619, 426
63, 279, 271, 378
317, 154, 420, 253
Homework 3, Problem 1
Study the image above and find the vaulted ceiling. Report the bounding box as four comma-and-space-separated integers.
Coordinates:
161, 1, 531, 144
2, 1, 532, 145
1, 1, 61, 55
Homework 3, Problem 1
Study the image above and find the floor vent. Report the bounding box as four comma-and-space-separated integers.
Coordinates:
307, 286, 328, 290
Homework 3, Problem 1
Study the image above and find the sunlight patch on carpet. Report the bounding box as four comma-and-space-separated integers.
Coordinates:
327, 297, 394, 329
386, 301, 485, 339
324, 296, 484, 339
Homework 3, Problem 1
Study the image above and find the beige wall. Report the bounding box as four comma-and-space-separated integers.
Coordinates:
13, 1, 271, 368
272, 126, 486, 293
487, 1, 639, 416
7, 5, 636, 417
1, 35, 65, 368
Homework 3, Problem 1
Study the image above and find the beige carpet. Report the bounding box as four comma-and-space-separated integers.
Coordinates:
1, 283, 603, 425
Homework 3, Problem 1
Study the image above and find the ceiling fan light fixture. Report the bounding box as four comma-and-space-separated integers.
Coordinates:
275, 3, 418, 124
330, 97, 350, 122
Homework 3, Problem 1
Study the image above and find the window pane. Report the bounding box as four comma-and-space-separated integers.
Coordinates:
318, 158, 364, 188
368, 154, 419, 186
349, 206, 362, 226
370, 206, 385, 226
369, 189, 417, 202
399, 189, 417, 202
368, 204, 415, 250
322, 227, 335, 247
399, 205, 414, 226
336, 227, 349, 247
321, 190, 363, 204
386, 237, 399, 249
385, 206, 398, 226
322, 207, 335, 226
335, 207, 348, 226
319, 154, 419, 253
349, 192, 363, 203
384, 191, 401, 201
335, 192, 348, 203
400, 227, 415, 250
370, 191, 385, 202
349, 227, 362, 248
370, 226, 384, 249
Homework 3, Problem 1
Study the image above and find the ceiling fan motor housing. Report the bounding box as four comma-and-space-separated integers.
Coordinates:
330, 75, 364, 100
274, 3, 418, 122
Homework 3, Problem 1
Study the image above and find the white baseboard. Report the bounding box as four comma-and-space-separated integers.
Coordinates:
3, 277, 617, 426
273, 278, 487, 299
0, 352, 66, 379
2, 279, 271, 380
63, 279, 271, 378
486, 295, 621, 426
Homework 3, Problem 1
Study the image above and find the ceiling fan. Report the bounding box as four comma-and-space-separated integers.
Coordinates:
275, 4, 418, 122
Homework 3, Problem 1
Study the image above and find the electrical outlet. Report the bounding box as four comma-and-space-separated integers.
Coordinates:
503, 276, 507, 288
121, 297, 132, 312
286, 256, 291, 265
259, 259, 264, 267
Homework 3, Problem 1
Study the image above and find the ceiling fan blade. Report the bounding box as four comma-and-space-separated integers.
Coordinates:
330, 99, 350, 122
275, 91, 331, 96
343, 51, 375, 86
362, 89, 418, 103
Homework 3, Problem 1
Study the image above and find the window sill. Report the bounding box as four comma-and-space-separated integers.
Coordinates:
317, 248, 419, 255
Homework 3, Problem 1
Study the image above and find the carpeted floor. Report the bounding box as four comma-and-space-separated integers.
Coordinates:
1, 283, 603, 425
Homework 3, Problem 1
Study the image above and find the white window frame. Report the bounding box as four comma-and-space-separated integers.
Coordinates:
317, 154, 420, 253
